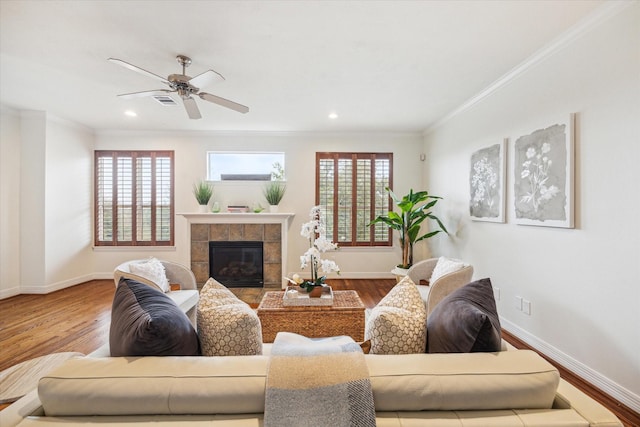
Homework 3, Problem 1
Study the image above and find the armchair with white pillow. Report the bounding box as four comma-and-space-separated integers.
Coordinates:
406, 256, 474, 316
113, 258, 199, 328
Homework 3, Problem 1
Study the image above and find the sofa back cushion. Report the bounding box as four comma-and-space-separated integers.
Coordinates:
367, 350, 560, 411
39, 356, 269, 416
110, 278, 200, 357
38, 350, 559, 416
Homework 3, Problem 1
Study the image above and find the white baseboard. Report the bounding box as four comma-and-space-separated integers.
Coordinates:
501, 317, 640, 413
289, 271, 396, 280
0, 286, 21, 299
4, 273, 113, 297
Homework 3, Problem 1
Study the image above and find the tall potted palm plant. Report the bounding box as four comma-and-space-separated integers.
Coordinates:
369, 187, 448, 269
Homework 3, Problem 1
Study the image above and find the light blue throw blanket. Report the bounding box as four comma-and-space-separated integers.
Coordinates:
264, 332, 376, 427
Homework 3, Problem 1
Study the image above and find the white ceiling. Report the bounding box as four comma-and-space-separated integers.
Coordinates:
0, 0, 604, 133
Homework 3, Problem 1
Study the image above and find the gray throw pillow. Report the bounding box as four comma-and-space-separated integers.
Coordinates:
426, 278, 501, 353
110, 278, 200, 356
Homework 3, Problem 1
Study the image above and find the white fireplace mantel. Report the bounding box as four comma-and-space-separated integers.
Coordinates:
178, 212, 294, 225
178, 212, 295, 288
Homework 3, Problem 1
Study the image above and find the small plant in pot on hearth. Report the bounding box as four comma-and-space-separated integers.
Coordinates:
285, 206, 340, 296
193, 180, 213, 212
369, 187, 448, 269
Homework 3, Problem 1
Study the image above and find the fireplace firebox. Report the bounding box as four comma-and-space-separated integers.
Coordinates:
209, 241, 264, 287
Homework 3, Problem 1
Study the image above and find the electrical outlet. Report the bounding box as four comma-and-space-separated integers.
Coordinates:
493, 287, 500, 301
515, 296, 523, 311
523, 299, 531, 315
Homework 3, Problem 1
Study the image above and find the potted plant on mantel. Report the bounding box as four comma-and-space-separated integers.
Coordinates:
193, 180, 213, 213
369, 187, 448, 271
263, 181, 286, 212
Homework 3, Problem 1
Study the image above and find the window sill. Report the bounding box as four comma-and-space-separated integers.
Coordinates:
92, 246, 177, 252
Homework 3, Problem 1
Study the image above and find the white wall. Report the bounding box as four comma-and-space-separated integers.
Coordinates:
93, 131, 424, 279
18, 111, 47, 291
423, 4, 640, 409
43, 116, 94, 288
0, 106, 21, 297
0, 108, 95, 297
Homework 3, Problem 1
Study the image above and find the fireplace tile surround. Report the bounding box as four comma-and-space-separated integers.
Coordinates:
179, 213, 294, 289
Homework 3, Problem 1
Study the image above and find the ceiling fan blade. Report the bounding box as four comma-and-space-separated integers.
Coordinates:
117, 89, 174, 99
188, 70, 224, 90
183, 97, 202, 119
198, 92, 249, 114
108, 58, 170, 85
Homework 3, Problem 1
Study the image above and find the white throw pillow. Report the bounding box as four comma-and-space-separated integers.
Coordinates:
129, 258, 170, 293
429, 256, 466, 284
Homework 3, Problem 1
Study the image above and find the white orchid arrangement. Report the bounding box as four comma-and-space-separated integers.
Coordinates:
286, 206, 340, 292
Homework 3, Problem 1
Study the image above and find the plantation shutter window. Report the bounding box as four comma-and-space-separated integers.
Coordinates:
95, 151, 174, 246
316, 152, 392, 247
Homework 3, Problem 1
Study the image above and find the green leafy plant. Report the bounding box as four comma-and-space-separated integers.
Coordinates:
193, 180, 213, 205
263, 181, 286, 205
369, 187, 448, 269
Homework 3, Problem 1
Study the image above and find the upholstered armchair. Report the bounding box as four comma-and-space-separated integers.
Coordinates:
406, 258, 474, 316
113, 259, 199, 328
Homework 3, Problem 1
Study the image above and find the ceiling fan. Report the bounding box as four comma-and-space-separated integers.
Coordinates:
108, 54, 249, 119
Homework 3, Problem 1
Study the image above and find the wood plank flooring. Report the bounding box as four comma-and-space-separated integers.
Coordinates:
0, 278, 637, 426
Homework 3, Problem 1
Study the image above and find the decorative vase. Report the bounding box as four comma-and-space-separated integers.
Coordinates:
198, 204, 208, 213
309, 286, 323, 298
269, 205, 279, 213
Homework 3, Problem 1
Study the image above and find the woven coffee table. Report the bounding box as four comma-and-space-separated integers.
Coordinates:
257, 290, 365, 343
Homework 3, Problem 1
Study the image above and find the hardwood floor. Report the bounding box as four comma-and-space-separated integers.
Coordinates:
0, 278, 637, 426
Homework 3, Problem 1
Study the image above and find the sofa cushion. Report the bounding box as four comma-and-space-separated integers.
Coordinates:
109, 278, 200, 357
197, 278, 262, 356
366, 350, 560, 411
365, 276, 426, 354
426, 277, 501, 353
38, 356, 270, 416
429, 256, 466, 284
37, 349, 559, 416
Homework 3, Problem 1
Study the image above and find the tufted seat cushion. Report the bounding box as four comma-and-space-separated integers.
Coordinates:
197, 278, 263, 356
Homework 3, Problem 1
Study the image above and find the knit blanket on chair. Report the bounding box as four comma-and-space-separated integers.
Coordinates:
264, 332, 376, 427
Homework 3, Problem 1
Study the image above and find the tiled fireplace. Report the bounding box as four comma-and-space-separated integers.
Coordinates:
180, 213, 294, 289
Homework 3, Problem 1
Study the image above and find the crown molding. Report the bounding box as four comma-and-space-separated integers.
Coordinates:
424, 1, 634, 135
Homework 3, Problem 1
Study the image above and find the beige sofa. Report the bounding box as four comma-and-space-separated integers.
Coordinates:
1, 344, 622, 426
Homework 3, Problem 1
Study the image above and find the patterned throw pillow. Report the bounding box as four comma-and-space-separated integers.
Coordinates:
197, 278, 263, 356
365, 276, 427, 354
429, 256, 466, 284
128, 257, 170, 293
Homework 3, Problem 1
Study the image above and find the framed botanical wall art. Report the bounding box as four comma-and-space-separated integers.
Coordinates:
469, 139, 506, 223
513, 114, 575, 228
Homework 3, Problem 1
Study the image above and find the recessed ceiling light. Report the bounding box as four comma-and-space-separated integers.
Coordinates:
328, 112, 338, 119
124, 110, 137, 117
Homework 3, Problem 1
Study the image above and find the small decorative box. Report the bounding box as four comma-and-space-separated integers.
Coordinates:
282, 286, 334, 306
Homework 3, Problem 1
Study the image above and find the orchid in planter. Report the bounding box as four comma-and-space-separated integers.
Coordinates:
286, 206, 340, 293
